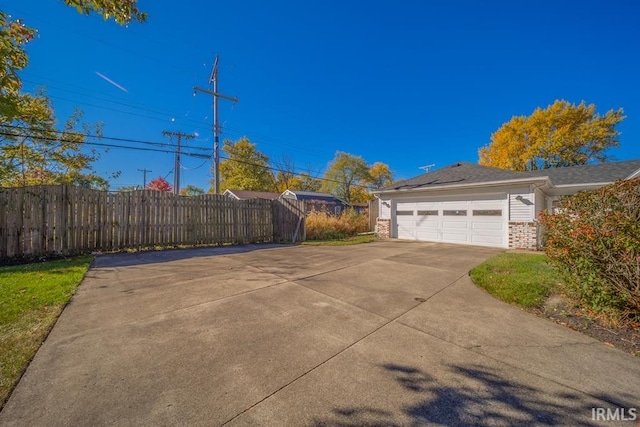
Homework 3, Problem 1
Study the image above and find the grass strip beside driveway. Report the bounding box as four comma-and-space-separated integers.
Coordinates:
470, 252, 640, 356
469, 252, 561, 308
0, 256, 92, 409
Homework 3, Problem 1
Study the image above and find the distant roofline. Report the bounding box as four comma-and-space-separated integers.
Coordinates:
223, 189, 280, 199
281, 189, 349, 204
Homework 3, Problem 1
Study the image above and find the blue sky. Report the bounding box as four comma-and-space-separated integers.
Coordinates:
3, 0, 640, 191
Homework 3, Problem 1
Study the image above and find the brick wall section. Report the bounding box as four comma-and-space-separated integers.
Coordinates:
509, 221, 539, 250
376, 218, 391, 239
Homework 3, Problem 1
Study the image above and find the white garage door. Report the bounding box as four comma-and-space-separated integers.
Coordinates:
394, 197, 507, 248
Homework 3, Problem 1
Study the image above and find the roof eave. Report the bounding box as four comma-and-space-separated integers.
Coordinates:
374, 177, 550, 195
553, 182, 614, 189
626, 168, 640, 180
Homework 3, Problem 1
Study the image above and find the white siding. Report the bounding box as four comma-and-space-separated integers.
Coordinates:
379, 198, 391, 219
509, 187, 535, 222
534, 188, 546, 217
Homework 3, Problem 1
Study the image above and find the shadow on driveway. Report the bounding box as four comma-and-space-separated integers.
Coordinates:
315, 363, 618, 426
92, 243, 292, 268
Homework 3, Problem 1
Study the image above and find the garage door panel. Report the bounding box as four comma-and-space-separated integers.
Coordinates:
442, 221, 468, 229
471, 234, 504, 244
471, 221, 503, 231
416, 230, 440, 240
415, 219, 439, 228
397, 225, 414, 239
394, 197, 506, 248
442, 232, 469, 242
415, 202, 440, 209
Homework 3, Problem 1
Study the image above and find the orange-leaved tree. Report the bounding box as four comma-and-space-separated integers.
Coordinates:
479, 100, 625, 171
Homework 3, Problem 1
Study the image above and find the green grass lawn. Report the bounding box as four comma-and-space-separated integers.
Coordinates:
0, 256, 92, 409
302, 234, 378, 246
469, 252, 562, 308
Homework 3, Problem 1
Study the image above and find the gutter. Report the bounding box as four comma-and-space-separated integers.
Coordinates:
625, 168, 640, 180
553, 182, 614, 189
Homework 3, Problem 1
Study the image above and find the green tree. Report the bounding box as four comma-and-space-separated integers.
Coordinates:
179, 185, 205, 196
0, 101, 108, 189
0, 11, 36, 121
1, 3, 145, 121
63, 0, 147, 25
273, 155, 297, 192
0, 2, 146, 186
213, 137, 276, 192
479, 100, 625, 171
296, 172, 322, 192
321, 152, 370, 203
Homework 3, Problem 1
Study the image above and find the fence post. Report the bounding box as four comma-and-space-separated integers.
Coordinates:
0, 185, 311, 261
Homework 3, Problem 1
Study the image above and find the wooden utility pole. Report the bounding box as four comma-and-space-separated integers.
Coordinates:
162, 131, 195, 194
137, 168, 152, 188
194, 55, 238, 194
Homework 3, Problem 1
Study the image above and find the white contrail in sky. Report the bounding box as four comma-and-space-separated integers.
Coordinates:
95, 71, 128, 92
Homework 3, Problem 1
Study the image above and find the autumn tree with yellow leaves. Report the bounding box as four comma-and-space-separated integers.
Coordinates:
478, 100, 625, 171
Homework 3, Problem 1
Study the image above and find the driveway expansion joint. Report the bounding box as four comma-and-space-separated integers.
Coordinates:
220, 271, 469, 424
464, 341, 600, 350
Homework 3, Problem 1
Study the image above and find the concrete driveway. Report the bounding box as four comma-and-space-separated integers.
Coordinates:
1, 241, 638, 426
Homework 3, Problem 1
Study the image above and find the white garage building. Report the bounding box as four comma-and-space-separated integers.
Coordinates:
374, 161, 640, 250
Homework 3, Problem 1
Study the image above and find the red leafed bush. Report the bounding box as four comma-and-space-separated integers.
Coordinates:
146, 176, 172, 192
539, 178, 640, 318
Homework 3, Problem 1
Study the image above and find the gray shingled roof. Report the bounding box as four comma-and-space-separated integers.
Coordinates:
381, 162, 533, 191
380, 160, 640, 191
284, 190, 348, 204
524, 160, 640, 185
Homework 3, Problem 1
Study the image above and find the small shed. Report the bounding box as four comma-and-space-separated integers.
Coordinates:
280, 190, 350, 215
223, 189, 281, 201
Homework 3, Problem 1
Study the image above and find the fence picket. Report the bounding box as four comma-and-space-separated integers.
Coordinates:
0, 186, 305, 260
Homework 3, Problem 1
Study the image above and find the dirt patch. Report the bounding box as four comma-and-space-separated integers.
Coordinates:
532, 294, 639, 357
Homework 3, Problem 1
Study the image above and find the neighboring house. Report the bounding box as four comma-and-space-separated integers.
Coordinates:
350, 203, 369, 215
280, 190, 350, 215
374, 160, 640, 250
222, 189, 281, 200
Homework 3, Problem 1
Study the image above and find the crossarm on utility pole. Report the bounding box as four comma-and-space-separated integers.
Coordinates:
162, 131, 195, 195
193, 87, 239, 103
192, 55, 238, 195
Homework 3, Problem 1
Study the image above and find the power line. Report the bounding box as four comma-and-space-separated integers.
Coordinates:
4, 6, 203, 76
0, 124, 210, 151
20, 73, 338, 161
0, 127, 378, 190
0, 130, 212, 159
162, 131, 195, 195
22, 79, 184, 120
137, 168, 152, 187
194, 55, 238, 195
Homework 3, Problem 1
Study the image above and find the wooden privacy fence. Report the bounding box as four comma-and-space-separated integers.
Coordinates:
0, 185, 306, 260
